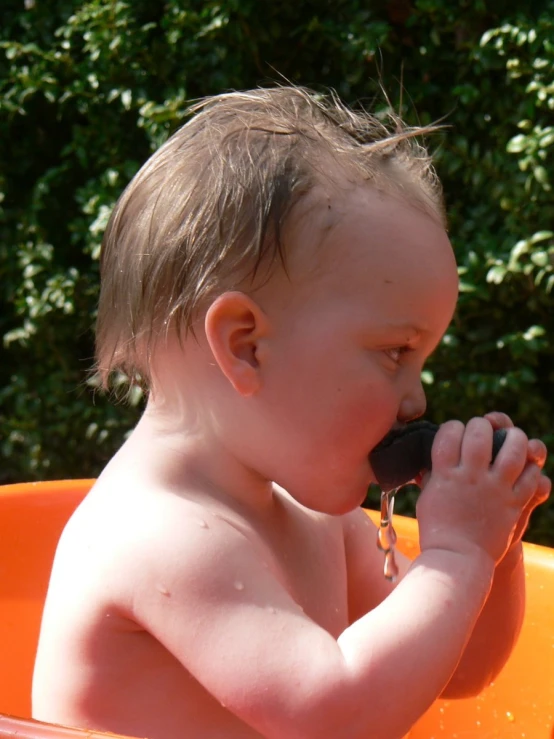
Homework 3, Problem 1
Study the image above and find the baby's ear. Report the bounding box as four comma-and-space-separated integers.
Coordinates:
204, 291, 269, 396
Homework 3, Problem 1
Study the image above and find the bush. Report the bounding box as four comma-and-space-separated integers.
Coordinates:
1, 0, 553, 543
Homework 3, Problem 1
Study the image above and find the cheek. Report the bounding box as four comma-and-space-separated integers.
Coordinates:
297, 365, 398, 454
328, 379, 396, 441
262, 335, 398, 448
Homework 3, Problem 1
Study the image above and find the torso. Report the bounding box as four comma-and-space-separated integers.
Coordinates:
32, 476, 350, 739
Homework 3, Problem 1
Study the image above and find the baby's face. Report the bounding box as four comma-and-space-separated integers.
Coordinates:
238, 184, 459, 514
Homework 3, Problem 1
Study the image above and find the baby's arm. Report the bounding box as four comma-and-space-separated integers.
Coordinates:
344, 514, 524, 698
439, 412, 550, 696
132, 436, 529, 739
345, 415, 549, 704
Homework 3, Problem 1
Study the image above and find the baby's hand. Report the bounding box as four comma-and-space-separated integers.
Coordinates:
484, 412, 550, 552
416, 416, 550, 565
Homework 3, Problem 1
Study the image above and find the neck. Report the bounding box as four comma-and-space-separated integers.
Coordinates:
125, 394, 277, 515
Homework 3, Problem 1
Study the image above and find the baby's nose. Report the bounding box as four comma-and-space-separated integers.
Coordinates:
397, 381, 427, 424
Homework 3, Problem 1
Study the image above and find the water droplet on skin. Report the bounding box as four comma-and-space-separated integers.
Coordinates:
197, 518, 208, 528
234, 580, 244, 591
157, 584, 170, 596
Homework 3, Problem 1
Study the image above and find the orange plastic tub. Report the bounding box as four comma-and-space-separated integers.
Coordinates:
1, 479, 553, 738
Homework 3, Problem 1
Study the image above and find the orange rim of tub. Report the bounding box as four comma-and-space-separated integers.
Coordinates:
0, 479, 553, 738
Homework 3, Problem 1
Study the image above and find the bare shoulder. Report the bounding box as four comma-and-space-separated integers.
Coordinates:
63, 474, 272, 597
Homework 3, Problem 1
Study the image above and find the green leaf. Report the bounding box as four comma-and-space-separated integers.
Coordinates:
534, 166, 549, 185
506, 134, 527, 153
421, 370, 434, 385
530, 231, 553, 244
531, 251, 549, 267
486, 265, 507, 284
539, 130, 554, 148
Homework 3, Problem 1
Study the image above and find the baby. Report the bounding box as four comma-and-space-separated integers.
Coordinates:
33, 86, 550, 739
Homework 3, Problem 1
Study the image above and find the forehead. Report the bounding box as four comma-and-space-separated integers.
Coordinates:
284, 183, 458, 331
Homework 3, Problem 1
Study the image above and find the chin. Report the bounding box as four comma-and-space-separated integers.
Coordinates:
284, 470, 368, 515
319, 486, 368, 517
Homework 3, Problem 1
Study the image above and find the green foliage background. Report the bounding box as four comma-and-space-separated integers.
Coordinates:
1, 0, 553, 543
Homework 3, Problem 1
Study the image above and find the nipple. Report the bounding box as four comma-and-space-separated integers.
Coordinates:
377, 488, 399, 581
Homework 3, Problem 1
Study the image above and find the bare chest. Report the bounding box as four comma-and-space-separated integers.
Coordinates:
263, 512, 349, 637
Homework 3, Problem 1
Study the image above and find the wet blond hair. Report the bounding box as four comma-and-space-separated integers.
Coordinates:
96, 85, 446, 389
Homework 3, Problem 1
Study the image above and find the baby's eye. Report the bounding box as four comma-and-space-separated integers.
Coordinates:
384, 346, 413, 364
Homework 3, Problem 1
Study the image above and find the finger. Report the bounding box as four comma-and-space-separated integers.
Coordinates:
521, 475, 550, 514
492, 426, 528, 480
511, 506, 533, 545
431, 420, 465, 469
527, 438, 548, 468
536, 473, 552, 503
460, 417, 494, 467
513, 462, 542, 505
484, 411, 514, 430
511, 475, 551, 543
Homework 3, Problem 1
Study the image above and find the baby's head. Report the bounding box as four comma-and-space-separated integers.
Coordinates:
96, 86, 458, 511
97, 86, 445, 387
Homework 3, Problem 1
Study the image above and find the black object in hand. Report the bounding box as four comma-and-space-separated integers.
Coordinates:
370, 421, 508, 491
